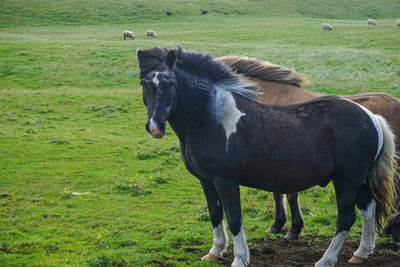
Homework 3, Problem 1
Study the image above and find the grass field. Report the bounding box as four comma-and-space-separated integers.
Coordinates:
1, 1, 400, 266
1, 0, 400, 27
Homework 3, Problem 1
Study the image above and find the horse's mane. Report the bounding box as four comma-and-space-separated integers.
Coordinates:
137, 46, 262, 101
216, 55, 308, 87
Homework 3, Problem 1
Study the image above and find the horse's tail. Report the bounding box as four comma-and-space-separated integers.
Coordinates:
367, 115, 400, 232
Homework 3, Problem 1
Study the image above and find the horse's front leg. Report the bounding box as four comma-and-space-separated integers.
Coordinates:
200, 180, 228, 261
215, 179, 249, 267
268, 193, 287, 233
285, 192, 304, 240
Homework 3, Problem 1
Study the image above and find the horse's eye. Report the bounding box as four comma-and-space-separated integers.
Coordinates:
140, 80, 145, 86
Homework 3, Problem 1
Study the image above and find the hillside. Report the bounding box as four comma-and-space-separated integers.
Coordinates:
1, 0, 400, 27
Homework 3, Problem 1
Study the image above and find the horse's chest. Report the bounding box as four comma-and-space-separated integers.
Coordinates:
180, 138, 229, 181
180, 146, 211, 181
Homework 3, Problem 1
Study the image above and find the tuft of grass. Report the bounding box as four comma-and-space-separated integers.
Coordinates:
113, 178, 151, 197
119, 239, 137, 248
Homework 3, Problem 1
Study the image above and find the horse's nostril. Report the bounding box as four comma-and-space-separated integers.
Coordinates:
159, 123, 165, 130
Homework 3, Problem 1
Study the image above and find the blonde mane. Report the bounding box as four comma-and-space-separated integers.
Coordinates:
217, 55, 308, 87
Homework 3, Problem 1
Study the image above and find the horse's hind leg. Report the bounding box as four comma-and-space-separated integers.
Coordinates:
214, 179, 249, 267
285, 192, 304, 240
268, 193, 287, 233
200, 180, 228, 261
315, 181, 357, 267
348, 184, 376, 264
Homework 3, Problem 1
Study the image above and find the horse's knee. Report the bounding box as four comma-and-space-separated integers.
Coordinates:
338, 212, 356, 231
356, 184, 373, 211
286, 192, 298, 202
227, 218, 242, 236
209, 209, 223, 227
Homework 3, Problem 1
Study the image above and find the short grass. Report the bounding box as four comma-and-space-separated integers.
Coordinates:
1, 14, 400, 266
1, 0, 400, 27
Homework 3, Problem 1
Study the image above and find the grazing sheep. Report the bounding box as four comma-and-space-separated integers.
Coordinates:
123, 31, 134, 40
321, 23, 332, 30
367, 19, 377, 26
397, 19, 400, 27
145, 30, 157, 38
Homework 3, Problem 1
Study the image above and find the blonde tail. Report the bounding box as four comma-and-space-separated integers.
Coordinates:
367, 115, 400, 232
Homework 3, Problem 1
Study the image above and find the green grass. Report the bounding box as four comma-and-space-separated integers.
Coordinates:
1, 3, 400, 266
1, 0, 400, 27
1, 16, 399, 95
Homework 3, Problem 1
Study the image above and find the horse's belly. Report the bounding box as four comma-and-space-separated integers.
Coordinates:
237, 164, 332, 194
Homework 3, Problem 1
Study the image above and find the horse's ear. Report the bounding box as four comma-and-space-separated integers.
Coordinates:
166, 50, 176, 69
136, 49, 143, 61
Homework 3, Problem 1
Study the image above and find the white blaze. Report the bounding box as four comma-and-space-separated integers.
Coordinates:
149, 118, 158, 130
152, 72, 160, 87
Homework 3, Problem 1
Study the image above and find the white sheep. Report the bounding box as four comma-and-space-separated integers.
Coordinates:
321, 23, 332, 30
123, 31, 134, 40
367, 19, 377, 26
145, 30, 157, 38
396, 19, 400, 27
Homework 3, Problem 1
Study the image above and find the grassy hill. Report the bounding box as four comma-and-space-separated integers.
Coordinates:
1, 0, 400, 27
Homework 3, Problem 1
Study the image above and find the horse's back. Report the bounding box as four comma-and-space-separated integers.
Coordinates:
256, 80, 320, 104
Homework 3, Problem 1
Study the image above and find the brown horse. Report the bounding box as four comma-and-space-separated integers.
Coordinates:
218, 55, 400, 242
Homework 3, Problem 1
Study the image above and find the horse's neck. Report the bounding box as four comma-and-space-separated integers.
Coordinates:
168, 72, 212, 140
257, 80, 321, 104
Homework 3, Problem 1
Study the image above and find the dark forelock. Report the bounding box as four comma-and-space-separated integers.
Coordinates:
137, 47, 169, 79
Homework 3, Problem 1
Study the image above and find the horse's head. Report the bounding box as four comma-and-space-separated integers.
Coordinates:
137, 49, 177, 138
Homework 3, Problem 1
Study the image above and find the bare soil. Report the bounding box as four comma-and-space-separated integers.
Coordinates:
218, 236, 400, 267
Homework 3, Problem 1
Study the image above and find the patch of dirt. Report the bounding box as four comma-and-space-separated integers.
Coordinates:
218, 236, 400, 267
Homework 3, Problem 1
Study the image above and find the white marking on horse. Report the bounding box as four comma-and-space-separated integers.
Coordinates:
207, 221, 228, 258
149, 118, 158, 130
152, 72, 160, 87
213, 87, 245, 150
353, 199, 376, 260
315, 231, 348, 267
232, 225, 250, 267
343, 99, 383, 160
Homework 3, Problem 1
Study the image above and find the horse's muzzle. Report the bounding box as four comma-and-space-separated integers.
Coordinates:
146, 118, 165, 138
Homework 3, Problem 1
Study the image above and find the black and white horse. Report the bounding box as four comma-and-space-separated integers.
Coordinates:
137, 47, 399, 267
